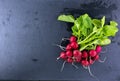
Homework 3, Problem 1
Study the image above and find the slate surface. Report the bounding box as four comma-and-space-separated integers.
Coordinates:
0, 0, 120, 81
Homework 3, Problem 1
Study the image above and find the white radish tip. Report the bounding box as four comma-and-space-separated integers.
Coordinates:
56, 57, 60, 61
83, 65, 88, 69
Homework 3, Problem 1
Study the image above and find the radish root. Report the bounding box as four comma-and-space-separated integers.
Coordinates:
72, 62, 78, 69
87, 66, 94, 77
56, 57, 60, 61
60, 61, 66, 72
101, 47, 107, 53
83, 65, 88, 69
87, 66, 100, 81
52, 44, 66, 51
98, 57, 107, 63
62, 38, 69, 41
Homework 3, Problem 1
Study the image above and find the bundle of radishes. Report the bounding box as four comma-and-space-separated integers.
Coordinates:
57, 36, 101, 67
56, 14, 118, 78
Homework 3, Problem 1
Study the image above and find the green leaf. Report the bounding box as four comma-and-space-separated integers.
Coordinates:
72, 25, 78, 37
94, 38, 111, 45
110, 21, 118, 26
80, 38, 111, 51
103, 21, 118, 36
85, 44, 96, 50
92, 19, 101, 27
92, 16, 105, 28
58, 14, 119, 51
75, 14, 93, 37
58, 15, 75, 23
93, 26, 97, 32
101, 16, 105, 27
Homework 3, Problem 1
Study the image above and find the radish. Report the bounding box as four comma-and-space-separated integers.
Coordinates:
82, 51, 88, 58
95, 45, 102, 53
89, 59, 94, 64
66, 44, 72, 50
73, 50, 82, 57
94, 55, 99, 60
66, 51, 73, 57
81, 60, 89, 66
70, 42, 79, 49
67, 58, 73, 63
89, 50, 97, 57
75, 57, 81, 62
70, 36, 77, 42
59, 52, 66, 59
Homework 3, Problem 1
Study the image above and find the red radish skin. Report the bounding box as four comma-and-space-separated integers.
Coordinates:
66, 51, 73, 57
89, 50, 97, 57
73, 50, 82, 57
96, 45, 102, 53
70, 36, 77, 42
66, 44, 72, 50
60, 52, 66, 59
89, 59, 94, 64
75, 57, 81, 62
82, 51, 88, 58
70, 42, 79, 49
81, 60, 89, 66
67, 58, 73, 63
57, 36, 102, 67
94, 55, 99, 60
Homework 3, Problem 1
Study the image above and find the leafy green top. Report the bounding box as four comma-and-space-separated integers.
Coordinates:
58, 14, 119, 51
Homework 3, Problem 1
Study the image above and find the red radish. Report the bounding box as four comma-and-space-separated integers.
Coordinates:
81, 58, 86, 61
70, 36, 77, 42
82, 51, 88, 58
66, 51, 72, 57
75, 57, 81, 62
59, 52, 66, 59
96, 45, 102, 53
81, 60, 89, 66
94, 55, 99, 60
89, 50, 97, 57
66, 44, 72, 50
67, 58, 73, 63
73, 50, 82, 57
89, 59, 94, 64
70, 42, 78, 49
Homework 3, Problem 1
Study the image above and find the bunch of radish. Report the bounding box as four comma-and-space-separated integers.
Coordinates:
57, 36, 102, 68
56, 14, 118, 80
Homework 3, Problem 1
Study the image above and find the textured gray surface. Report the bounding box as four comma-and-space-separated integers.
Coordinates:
0, 0, 120, 81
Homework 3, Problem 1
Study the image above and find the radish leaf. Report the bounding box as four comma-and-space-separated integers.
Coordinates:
58, 15, 75, 23
58, 14, 119, 51
103, 21, 118, 36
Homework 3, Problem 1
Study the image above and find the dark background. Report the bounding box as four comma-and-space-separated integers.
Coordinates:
0, 0, 120, 81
